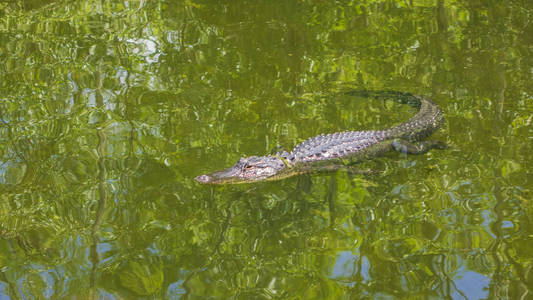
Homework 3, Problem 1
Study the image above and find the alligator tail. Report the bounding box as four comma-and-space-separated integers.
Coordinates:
344, 89, 444, 141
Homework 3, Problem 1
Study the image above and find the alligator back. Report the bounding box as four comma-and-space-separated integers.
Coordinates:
283, 91, 444, 164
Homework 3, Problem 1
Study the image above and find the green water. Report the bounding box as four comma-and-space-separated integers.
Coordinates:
1, 1, 532, 299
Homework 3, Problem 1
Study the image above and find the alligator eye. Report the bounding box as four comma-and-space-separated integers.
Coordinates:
244, 164, 253, 169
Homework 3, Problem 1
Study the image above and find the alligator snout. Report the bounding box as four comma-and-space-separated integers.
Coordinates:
195, 174, 211, 183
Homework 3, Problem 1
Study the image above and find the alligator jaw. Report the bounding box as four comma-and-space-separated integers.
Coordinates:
195, 155, 287, 184
195, 166, 243, 184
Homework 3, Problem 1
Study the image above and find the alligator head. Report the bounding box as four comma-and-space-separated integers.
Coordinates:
195, 155, 287, 184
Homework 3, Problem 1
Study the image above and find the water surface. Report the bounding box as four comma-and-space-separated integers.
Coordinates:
0, 1, 532, 299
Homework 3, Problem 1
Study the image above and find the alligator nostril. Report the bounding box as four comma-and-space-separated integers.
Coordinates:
195, 175, 211, 183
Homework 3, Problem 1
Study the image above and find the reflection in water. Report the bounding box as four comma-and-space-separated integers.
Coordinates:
89, 67, 107, 297
0, 0, 532, 299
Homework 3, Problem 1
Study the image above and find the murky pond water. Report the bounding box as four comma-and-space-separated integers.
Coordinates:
1, 1, 532, 299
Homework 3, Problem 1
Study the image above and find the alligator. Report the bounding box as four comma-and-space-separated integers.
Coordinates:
195, 90, 445, 184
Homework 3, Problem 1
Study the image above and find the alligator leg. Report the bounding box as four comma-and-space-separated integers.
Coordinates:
392, 139, 447, 154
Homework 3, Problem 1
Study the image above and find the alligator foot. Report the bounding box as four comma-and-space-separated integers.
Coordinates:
392, 139, 447, 154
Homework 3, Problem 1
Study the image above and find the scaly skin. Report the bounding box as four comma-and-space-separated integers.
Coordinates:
196, 90, 445, 184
